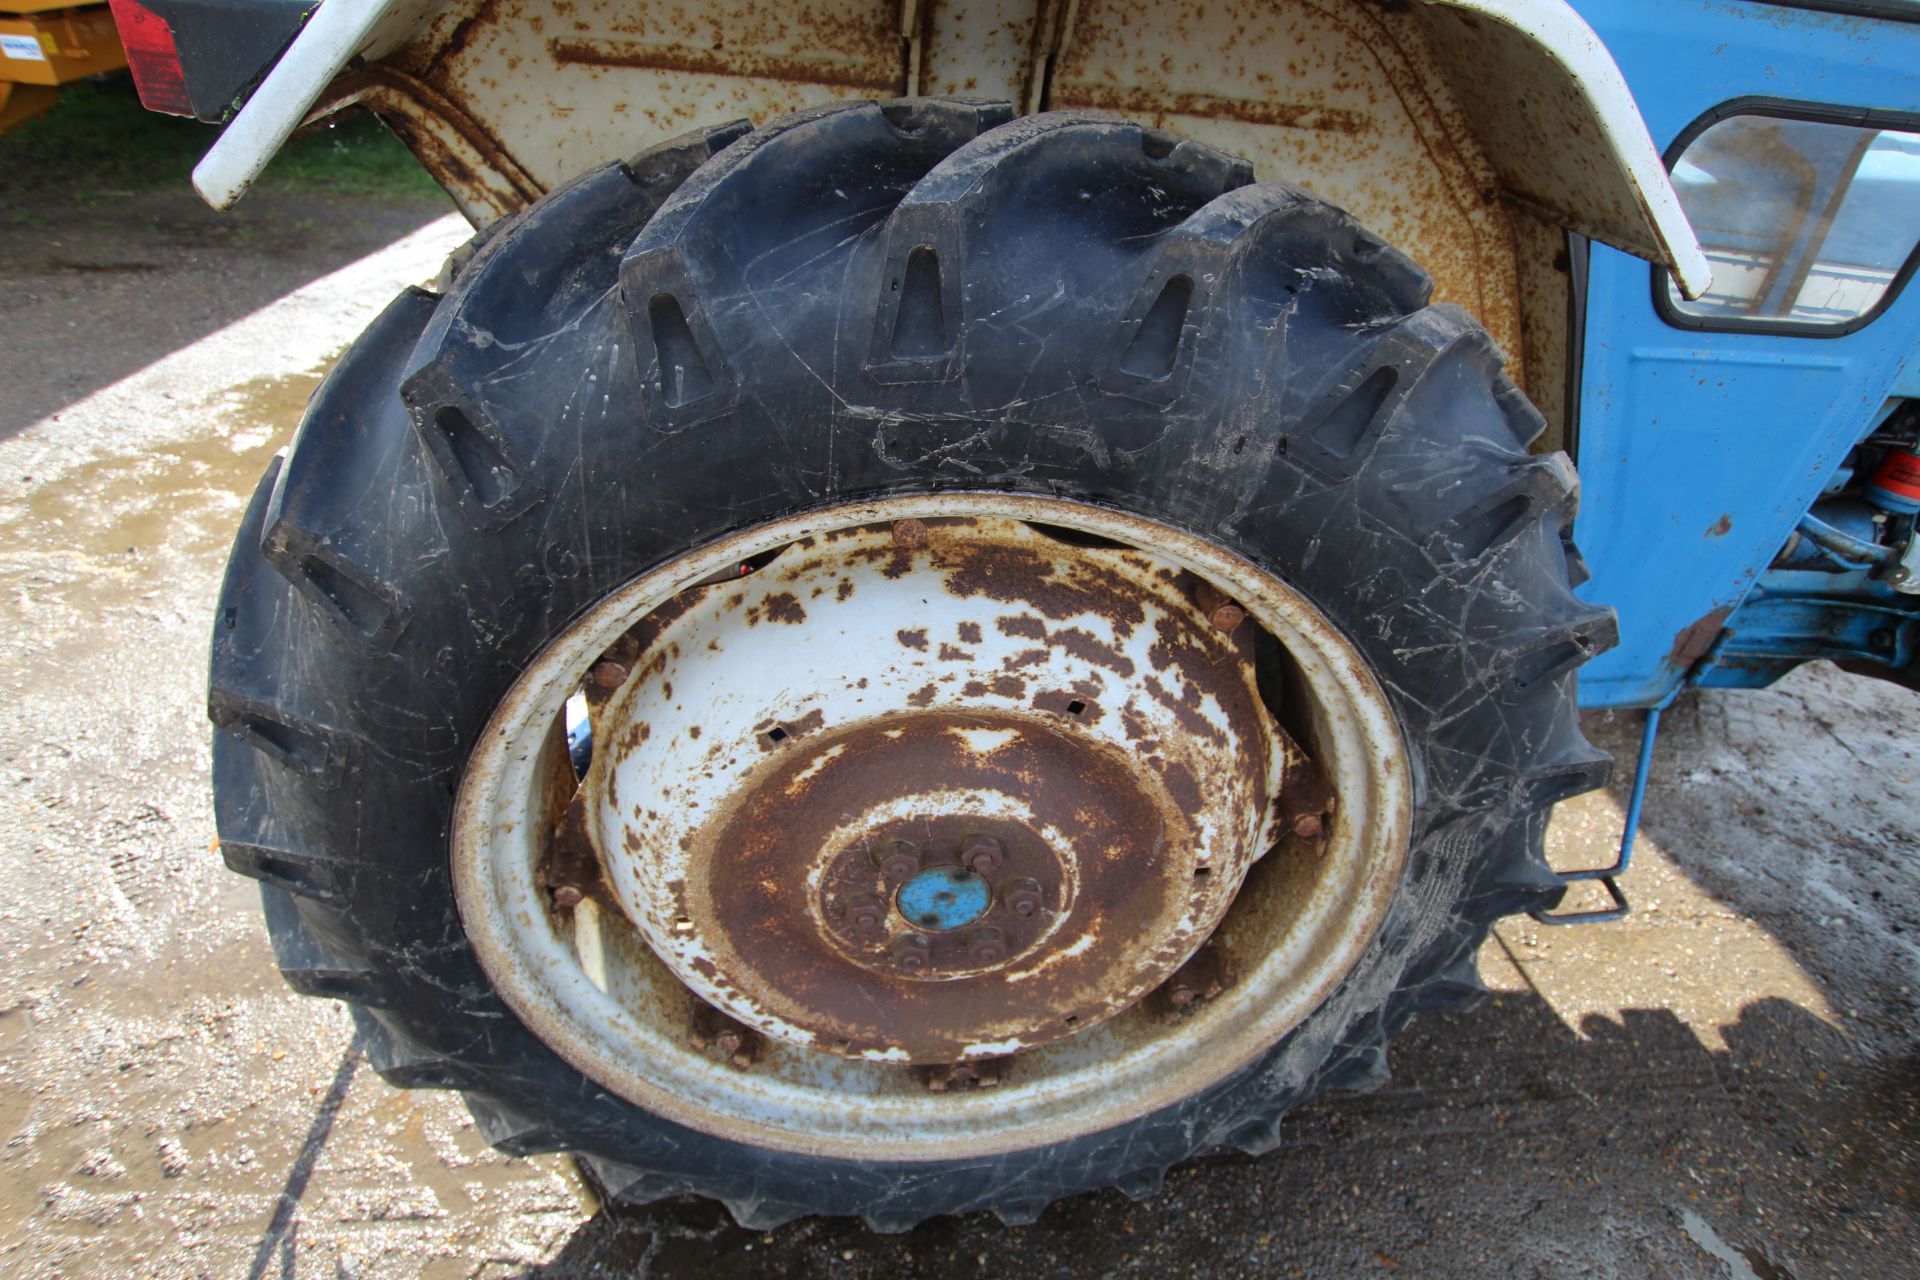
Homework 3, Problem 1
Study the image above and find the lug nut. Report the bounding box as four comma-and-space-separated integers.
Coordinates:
589, 659, 630, 690
926, 1059, 1005, 1092
1195, 582, 1247, 633
891, 518, 930, 549
1291, 813, 1325, 840
1001, 877, 1043, 917
1161, 946, 1223, 1012
874, 840, 921, 880
688, 1005, 758, 1067
964, 927, 1006, 964
961, 835, 1003, 876
891, 933, 932, 972
843, 893, 885, 933
550, 884, 584, 909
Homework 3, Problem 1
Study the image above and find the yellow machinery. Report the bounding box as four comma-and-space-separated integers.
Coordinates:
0, 0, 125, 132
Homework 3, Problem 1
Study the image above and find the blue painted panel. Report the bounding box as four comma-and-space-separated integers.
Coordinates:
1695, 569, 1920, 687
1568, 0, 1920, 707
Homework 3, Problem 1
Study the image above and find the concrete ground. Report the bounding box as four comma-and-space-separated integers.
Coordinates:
0, 181, 1916, 1280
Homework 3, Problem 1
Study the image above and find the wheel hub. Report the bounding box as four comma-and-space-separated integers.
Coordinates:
585, 516, 1285, 1062
894, 863, 993, 935
451, 493, 1411, 1159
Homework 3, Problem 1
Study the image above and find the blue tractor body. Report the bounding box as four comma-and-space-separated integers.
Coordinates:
1569, 0, 1920, 709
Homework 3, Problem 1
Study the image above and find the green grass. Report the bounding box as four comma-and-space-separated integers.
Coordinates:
0, 76, 446, 203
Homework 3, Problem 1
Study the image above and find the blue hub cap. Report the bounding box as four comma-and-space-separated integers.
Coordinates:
896, 866, 992, 932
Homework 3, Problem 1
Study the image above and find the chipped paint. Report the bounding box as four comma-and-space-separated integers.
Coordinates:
586, 515, 1277, 1063
451, 492, 1411, 1160
284, 0, 1710, 389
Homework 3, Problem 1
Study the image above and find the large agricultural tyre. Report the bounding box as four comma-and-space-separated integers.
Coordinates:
209, 99, 1616, 1231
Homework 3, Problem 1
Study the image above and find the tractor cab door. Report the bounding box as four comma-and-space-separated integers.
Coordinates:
1568, 0, 1920, 708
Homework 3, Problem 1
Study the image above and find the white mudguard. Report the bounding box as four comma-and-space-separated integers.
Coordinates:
191, 0, 1709, 297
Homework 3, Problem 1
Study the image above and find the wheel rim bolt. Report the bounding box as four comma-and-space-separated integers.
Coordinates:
843, 894, 885, 933
965, 927, 1006, 964
1161, 946, 1223, 1011
1195, 582, 1247, 633
1001, 878, 1042, 917
961, 836, 1003, 876
588, 659, 630, 690
892, 934, 932, 972
874, 840, 922, 880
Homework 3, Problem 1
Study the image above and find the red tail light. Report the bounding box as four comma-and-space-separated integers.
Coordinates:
105, 0, 191, 117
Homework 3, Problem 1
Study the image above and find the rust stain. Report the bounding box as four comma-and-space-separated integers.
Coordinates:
997, 614, 1047, 641
1271, 720, 1335, 846
945, 542, 1146, 638
420, 0, 502, 78
1047, 626, 1136, 679
549, 38, 902, 93
1004, 647, 1052, 673
687, 710, 1199, 1062
1057, 83, 1371, 136
317, 66, 543, 220
754, 706, 826, 751
1669, 606, 1732, 669
1032, 688, 1106, 726
762, 592, 807, 624
571, 511, 1286, 1068
989, 674, 1027, 700
1143, 673, 1220, 744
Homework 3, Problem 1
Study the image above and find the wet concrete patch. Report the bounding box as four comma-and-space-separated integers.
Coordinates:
15, 368, 317, 558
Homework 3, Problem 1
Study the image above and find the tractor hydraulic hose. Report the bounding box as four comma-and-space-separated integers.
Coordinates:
1795, 511, 1892, 569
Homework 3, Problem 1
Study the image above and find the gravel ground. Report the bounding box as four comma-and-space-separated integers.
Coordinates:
0, 185, 1915, 1280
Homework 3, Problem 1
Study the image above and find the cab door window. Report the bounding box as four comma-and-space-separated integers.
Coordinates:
1662, 110, 1920, 332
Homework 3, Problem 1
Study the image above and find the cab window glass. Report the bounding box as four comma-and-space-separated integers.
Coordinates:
1666, 114, 1920, 328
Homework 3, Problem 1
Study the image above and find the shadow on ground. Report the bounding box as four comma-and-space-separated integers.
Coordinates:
0, 78, 450, 437
530, 994, 1915, 1279
512, 686, 1920, 1280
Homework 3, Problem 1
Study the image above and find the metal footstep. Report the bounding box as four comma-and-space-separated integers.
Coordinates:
1530, 705, 1664, 926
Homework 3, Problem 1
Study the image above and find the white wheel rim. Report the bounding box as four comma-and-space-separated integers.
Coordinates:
452, 492, 1410, 1160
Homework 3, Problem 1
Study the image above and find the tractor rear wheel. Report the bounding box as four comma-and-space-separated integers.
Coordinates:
210, 99, 1615, 1230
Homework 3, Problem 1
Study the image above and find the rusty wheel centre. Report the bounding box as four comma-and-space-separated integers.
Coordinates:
452, 494, 1410, 1159
583, 515, 1285, 1063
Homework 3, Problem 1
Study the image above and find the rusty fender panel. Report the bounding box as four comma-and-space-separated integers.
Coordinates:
377, 0, 909, 200
345, 0, 1554, 382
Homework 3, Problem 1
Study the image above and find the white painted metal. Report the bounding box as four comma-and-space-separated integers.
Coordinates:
1412, 0, 1713, 298
191, 0, 408, 209
1043, 0, 1536, 380
199, 0, 1705, 301
587, 516, 1282, 1059
451, 493, 1412, 1161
